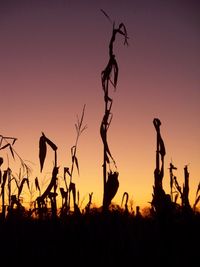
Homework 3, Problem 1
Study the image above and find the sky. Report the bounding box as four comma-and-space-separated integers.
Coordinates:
0, 0, 200, 211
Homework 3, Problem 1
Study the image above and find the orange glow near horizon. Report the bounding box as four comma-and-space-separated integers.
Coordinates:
0, 1, 200, 212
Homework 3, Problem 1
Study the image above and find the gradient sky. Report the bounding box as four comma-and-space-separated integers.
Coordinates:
0, 0, 200, 210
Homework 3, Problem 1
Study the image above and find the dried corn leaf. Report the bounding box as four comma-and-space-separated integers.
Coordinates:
43, 133, 57, 151
64, 167, 71, 177
104, 171, 119, 208
39, 134, 47, 172
100, 120, 115, 165
174, 193, 179, 203
79, 104, 86, 129
2, 170, 8, 187
35, 177, 40, 192
9, 145, 15, 160
69, 182, 76, 204
12, 138, 17, 145
195, 182, 200, 198
18, 178, 29, 197
39, 166, 59, 201
194, 195, 200, 209
100, 9, 112, 24
72, 155, 79, 175
0, 157, 3, 166
0, 143, 10, 150
113, 58, 118, 88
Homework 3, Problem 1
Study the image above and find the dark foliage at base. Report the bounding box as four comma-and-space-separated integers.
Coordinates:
0, 211, 199, 267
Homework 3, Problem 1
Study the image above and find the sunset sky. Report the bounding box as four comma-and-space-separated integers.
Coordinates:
0, 0, 199, 210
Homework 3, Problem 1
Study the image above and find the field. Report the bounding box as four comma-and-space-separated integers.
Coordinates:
0, 208, 199, 266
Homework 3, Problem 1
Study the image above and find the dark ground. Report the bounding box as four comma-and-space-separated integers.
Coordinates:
0, 211, 199, 267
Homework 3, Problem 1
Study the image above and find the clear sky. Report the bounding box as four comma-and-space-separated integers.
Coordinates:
0, 0, 200, 210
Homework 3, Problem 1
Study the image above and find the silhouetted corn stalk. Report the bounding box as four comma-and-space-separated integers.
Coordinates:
100, 10, 128, 210
36, 166, 59, 219
85, 192, 93, 214
151, 118, 172, 216
0, 135, 30, 218
121, 191, 129, 214
38, 133, 58, 218
56, 105, 86, 217
169, 162, 179, 202
173, 165, 192, 214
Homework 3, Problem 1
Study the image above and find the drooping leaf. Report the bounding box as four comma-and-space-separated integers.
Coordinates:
9, 145, 15, 160
2, 170, 8, 187
18, 178, 29, 197
60, 187, 67, 199
39, 134, 47, 172
69, 182, 76, 205
100, 9, 112, 24
0, 143, 10, 150
64, 167, 71, 177
113, 58, 118, 88
12, 138, 17, 145
100, 118, 116, 166
43, 133, 57, 151
72, 156, 79, 175
195, 182, 200, 198
194, 195, 200, 209
104, 171, 119, 208
39, 166, 59, 201
35, 177, 40, 192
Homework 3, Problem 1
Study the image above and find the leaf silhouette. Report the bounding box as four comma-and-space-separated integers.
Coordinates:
43, 133, 57, 151
0, 157, 3, 166
35, 177, 40, 192
39, 134, 47, 172
0, 143, 10, 150
2, 170, 8, 188
195, 182, 200, 198
18, 178, 29, 197
39, 166, 59, 201
9, 145, 15, 160
194, 195, 200, 209
12, 138, 17, 145
64, 167, 71, 177
100, 9, 113, 24
174, 193, 179, 203
69, 182, 76, 205
73, 155, 79, 175
113, 58, 118, 88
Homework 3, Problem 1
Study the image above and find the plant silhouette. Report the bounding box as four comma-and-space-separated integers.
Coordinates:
0, 12, 199, 267
100, 11, 128, 211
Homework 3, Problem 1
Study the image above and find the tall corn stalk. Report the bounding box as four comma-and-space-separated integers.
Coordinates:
173, 165, 192, 215
63, 105, 87, 214
37, 133, 58, 219
151, 118, 171, 216
0, 135, 30, 219
100, 11, 128, 210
